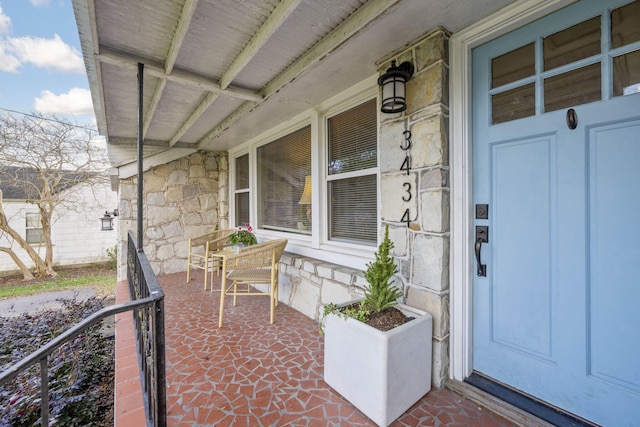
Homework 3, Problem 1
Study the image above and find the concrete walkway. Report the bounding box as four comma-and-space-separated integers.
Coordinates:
0, 288, 97, 317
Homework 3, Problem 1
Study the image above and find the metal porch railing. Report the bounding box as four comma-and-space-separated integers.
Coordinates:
0, 231, 166, 427
126, 231, 167, 427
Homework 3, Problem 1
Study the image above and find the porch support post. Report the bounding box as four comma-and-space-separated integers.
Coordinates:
137, 62, 144, 251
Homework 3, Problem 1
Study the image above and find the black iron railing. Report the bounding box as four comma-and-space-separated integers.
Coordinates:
0, 232, 166, 427
126, 231, 167, 427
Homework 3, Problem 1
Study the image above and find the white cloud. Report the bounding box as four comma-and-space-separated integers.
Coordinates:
7, 34, 84, 73
30, 0, 52, 6
0, 6, 12, 34
0, 7, 19, 72
34, 87, 94, 116
0, 42, 20, 72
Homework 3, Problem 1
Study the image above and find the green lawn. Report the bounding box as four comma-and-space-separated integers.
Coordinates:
0, 268, 116, 299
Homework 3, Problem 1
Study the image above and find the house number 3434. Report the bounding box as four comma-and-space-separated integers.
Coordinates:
400, 130, 412, 227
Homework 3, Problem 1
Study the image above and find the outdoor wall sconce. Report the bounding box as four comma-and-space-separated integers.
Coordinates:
100, 209, 119, 231
378, 60, 414, 113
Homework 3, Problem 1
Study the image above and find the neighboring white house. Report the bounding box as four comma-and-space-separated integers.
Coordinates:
0, 168, 118, 274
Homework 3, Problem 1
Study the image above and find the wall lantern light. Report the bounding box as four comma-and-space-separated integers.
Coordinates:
100, 209, 119, 231
378, 60, 414, 113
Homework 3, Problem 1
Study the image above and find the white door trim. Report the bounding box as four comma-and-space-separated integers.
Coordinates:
448, 0, 578, 382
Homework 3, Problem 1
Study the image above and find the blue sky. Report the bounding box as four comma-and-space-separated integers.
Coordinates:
0, 0, 94, 126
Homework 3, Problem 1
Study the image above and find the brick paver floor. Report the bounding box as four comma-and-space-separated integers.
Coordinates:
116, 270, 518, 426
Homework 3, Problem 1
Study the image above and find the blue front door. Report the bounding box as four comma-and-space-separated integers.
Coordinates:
472, 0, 640, 425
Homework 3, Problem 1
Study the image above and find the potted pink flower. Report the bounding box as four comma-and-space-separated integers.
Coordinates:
227, 224, 257, 251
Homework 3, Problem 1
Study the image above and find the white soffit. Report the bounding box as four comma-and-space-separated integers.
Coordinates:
72, 0, 515, 167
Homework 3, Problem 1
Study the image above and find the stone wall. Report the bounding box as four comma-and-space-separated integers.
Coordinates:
378, 28, 451, 386
117, 151, 228, 277
278, 254, 369, 321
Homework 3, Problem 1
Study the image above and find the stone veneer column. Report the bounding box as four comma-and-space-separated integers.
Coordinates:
378, 28, 450, 387
117, 151, 228, 277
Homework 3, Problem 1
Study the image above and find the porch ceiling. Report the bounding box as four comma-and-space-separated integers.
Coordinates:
72, 0, 514, 168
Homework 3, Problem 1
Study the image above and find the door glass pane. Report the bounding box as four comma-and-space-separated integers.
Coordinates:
611, 1, 640, 49
544, 63, 601, 112
544, 16, 601, 71
492, 83, 535, 124
613, 50, 640, 96
492, 43, 535, 88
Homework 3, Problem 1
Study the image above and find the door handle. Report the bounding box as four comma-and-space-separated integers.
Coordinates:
475, 238, 486, 277
475, 226, 488, 277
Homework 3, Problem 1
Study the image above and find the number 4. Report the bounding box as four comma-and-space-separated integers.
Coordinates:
401, 208, 410, 227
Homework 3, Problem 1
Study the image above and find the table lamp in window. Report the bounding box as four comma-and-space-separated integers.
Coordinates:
298, 175, 312, 228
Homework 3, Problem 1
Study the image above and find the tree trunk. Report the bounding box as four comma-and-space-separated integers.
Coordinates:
0, 207, 51, 277
0, 247, 34, 280
39, 203, 56, 276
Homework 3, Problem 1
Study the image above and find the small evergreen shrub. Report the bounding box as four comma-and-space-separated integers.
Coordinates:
319, 225, 404, 334
363, 225, 402, 313
0, 297, 114, 426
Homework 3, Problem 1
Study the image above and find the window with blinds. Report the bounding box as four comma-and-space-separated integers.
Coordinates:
258, 126, 311, 234
25, 212, 45, 244
234, 154, 250, 225
327, 99, 377, 244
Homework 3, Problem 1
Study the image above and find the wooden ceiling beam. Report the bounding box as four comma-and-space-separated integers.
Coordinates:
107, 136, 194, 148
169, 0, 301, 146
97, 47, 263, 103
197, 0, 400, 147
219, 0, 303, 90
168, 92, 221, 147
143, 0, 200, 136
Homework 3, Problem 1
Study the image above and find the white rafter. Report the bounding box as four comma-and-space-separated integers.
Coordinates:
219, 0, 303, 90
96, 47, 263, 103
167, 0, 302, 147
168, 92, 223, 147
197, 0, 401, 147
143, 0, 200, 136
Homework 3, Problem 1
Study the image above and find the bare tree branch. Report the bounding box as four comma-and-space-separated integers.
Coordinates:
0, 113, 109, 277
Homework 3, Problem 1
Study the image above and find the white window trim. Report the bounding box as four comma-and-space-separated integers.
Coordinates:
228, 74, 379, 270
449, 0, 579, 382
229, 149, 250, 229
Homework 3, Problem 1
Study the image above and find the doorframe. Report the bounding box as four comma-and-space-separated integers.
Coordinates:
448, 0, 578, 382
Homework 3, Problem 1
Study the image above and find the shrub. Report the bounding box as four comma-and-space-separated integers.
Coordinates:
363, 225, 402, 313
319, 225, 404, 334
0, 297, 114, 426
106, 245, 118, 269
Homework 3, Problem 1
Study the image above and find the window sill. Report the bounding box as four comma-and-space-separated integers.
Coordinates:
255, 230, 375, 271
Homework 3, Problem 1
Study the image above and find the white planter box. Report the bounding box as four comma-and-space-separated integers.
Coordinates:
323, 303, 432, 427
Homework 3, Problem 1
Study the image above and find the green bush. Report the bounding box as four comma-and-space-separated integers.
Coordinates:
0, 297, 114, 426
106, 245, 118, 269
363, 225, 402, 313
